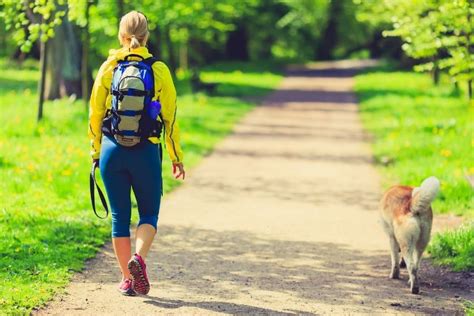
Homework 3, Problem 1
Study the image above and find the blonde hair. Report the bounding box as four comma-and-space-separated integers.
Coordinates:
118, 11, 149, 49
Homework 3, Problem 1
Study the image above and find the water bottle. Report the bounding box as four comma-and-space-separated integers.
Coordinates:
149, 100, 161, 120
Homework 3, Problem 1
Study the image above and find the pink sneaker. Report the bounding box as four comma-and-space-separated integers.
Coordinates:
128, 253, 150, 295
118, 278, 136, 296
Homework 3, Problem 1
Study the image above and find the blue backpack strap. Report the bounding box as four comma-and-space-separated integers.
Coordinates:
141, 57, 163, 139
143, 57, 158, 67
139, 57, 158, 107
143, 57, 158, 96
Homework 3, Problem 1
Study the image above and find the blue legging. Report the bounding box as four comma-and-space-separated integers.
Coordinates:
100, 135, 162, 237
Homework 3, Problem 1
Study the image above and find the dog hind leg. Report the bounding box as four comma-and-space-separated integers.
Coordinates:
402, 247, 419, 294
411, 247, 425, 293
389, 235, 400, 279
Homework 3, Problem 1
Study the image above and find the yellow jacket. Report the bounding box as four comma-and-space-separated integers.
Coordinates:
88, 46, 183, 163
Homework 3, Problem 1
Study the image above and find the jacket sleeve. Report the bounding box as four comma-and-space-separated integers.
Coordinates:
154, 62, 184, 163
88, 60, 113, 160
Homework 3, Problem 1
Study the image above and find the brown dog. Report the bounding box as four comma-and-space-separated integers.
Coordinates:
380, 176, 440, 294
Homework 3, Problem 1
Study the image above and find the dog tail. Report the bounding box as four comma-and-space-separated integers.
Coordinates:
410, 176, 440, 215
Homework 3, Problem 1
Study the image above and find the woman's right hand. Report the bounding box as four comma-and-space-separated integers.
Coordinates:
172, 162, 185, 180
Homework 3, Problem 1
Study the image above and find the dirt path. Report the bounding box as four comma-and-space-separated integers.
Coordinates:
38, 61, 471, 315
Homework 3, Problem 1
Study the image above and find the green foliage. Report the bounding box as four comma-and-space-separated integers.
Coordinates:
355, 67, 473, 216
1, 0, 260, 59
356, 0, 473, 90
271, 0, 328, 60
279, 0, 329, 29
0, 0, 66, 52
428, 223, 474, 271
0, 59, 282, 313
138, 0, 256, 33
329, 0, 373, 59
0, 0, 383, 68
271, 0, 371, 60
118, 0, 259, 56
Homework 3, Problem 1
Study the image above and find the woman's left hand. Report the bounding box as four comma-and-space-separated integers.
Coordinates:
172, 162, 185, 180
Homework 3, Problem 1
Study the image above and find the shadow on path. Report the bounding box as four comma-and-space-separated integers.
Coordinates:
37, 60, 470, 315
81, 226, 471, 315
143, 297, 313, 315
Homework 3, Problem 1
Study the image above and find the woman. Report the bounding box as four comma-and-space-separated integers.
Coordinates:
88, 11, 185, 296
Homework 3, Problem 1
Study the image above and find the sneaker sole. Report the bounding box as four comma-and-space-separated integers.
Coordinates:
128, 259, 150, 295
118, 287, 136, 296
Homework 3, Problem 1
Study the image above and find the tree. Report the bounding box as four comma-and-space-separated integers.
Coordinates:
356, 0, 474, 98
1, 0, 67, 120
44, 16, 82, 100
69, 0, 95, 107
435, 0, 473, 97
134, 0, 259, 70
81, 0, 93, 109
276, 0, 330, 60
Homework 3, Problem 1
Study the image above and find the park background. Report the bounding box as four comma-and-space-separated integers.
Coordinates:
0, 0, 473, 313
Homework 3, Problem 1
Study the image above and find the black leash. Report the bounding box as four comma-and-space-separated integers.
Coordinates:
90, 161, 109, 219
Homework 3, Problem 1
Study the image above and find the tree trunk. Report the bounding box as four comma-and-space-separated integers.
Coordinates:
225, 23, 249, 60
82, 0, 92, 109
453, 81, 459, 92
316, 0, 342, 60
164, 27, 177, 75
179, 39, 188, 71
44, 18, 82, 100
148, 25, 162, 59
117, 0, 124, 26
468, 80, 473, 99
432, 66, 440, 86
37, 39, 47, 121
467, 10, 472, 99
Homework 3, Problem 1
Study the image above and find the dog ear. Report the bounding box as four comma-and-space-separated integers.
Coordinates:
412, 187, 420, 197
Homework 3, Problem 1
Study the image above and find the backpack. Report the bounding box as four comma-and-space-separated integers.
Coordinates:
102, 54, 162, 147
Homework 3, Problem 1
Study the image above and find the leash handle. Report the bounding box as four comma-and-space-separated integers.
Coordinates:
90, 161, 109, 219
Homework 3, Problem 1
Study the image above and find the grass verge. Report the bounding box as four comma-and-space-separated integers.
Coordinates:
355, 67, 473, 272
0, 59, 282, 313
464, 300, 474, 316
428, 223, 474, 271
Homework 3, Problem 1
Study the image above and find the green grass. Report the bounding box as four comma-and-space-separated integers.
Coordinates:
355, 67, 474, 272
355, 69, 473, 217
0, 59, 282, 313
428, 223, 474, 271
465, 300, 474, 316
201, 61, 284, 97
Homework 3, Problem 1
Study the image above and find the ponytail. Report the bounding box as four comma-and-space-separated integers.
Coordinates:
130, 35, 141, 49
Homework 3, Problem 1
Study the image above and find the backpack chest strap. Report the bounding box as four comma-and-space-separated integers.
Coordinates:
116, 109, 144, 116
112, 88, 153, 101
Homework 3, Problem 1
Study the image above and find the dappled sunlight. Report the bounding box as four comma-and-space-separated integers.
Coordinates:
1, 0, 472, 313
49, 225, 470, 315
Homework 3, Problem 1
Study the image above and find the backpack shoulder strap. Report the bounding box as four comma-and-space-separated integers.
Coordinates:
142, 57, 159, 99
143, 57, 158, 67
